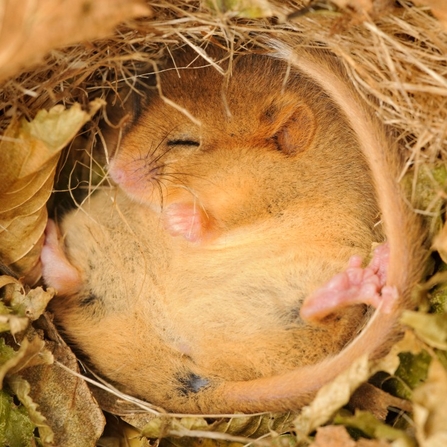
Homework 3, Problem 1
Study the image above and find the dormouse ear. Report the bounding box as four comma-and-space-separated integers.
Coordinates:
268, 102, 316, 156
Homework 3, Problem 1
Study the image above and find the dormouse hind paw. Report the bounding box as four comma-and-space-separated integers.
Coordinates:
40, 219, 83, 296
300, 243, 398, 322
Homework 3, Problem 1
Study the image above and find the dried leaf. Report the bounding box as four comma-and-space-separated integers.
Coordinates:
96, 382, 295, 441
310, 425, 356, 447
401, 311, 447, 350
413, 359, 447, 447
0, 313, 29, 335
9, 286, 54, 322
0, 0, 151, 82
0, 287, 25, 333
0, 336, 52, 388
0, 100, 104, 282
334, 411, 413, 445
371, 330, 427, 385
294, 355, 370, 438
348, 383, 412, 421
355, 440, 392, 447
141, 417, 207, 439
433, 224, 447, 265
330, 0, 374, 9
18, 315, 105, 447
311, 425, 395, 446
1, 274, 54, 322
0, 276, 54, 338
136, 412, 295, 441
123, 425, 152, 447
204, 0, 275, 18
20, 104, 103, 177
0, 276, 22, 289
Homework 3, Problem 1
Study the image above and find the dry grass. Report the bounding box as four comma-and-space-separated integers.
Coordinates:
2, 1, 446, 182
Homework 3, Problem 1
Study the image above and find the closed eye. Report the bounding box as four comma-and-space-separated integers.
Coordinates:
167, 139, 200, 147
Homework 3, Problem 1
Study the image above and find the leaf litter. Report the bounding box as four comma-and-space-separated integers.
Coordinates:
1, 0, 447, 446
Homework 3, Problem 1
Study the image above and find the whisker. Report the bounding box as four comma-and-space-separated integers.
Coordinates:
160, 171, 210, 182
155, 178, 167, 211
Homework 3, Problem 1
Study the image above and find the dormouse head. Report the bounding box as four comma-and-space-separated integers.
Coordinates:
108, 46, 319, 237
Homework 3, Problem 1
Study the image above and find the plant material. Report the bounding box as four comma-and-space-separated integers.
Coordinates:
0, 0, 447, 445
0, 100, 104, 283
0, 0, 151, 82
413, 359, 447, 446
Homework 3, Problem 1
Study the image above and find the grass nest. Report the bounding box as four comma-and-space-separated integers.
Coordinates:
0, 0, 447, 446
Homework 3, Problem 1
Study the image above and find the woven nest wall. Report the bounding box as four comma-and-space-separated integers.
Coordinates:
0, 1, 447, 446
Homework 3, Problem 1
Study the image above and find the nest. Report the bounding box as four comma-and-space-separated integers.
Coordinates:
0, 0, 447, 446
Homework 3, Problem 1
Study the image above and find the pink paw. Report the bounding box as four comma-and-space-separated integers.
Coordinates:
41, 219, 82, 296
300, 243, 398, 322
163, 203, 208, 242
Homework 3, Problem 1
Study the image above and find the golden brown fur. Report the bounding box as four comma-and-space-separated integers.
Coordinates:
41, 43, 425, 413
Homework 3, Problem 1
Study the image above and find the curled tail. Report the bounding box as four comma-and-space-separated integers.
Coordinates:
174, 43, 426, 414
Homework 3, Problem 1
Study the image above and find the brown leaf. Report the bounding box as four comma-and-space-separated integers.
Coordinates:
0, 276, 22, 289
334, 411, 411, 445
401, 311, 447, 350
432, 219, 447, 264
356, 440, 392, 447
294, 355, 370, 438
0, 283, 30, 335
0, 335, 52, 387
310, 426, 356, 447
10, 286, 54, 322
372, 330, 426, 376
312, 425, 402, 447
0, 0, 151, 82
18, 315, 105, 447
413, 359, 447, 446
0, 276, 54, 339
0, 100, 103, 283
348, 383, 412, 421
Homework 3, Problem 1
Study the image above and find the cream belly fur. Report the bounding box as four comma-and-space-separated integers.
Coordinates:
41, 43, 425, 414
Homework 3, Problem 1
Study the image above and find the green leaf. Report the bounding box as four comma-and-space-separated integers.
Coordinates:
8, 376, 54, 445
384, 351, 432, 400
402, 163, 447, 239
0, 389, 35, 447
401, 311, 447, 350
0, 338, 17, 366
396, 351, 432, 390
428, 281, 447, 313
334, 410, 414, 445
